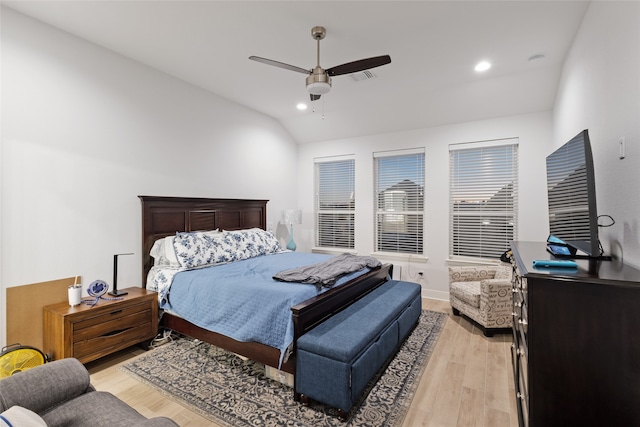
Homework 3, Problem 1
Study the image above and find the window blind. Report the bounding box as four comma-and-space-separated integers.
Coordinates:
373, 149, 425, 254
449, 140, 518, 259
314, 156, 355, 249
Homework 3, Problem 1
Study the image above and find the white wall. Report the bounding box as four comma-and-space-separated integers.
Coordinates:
297, 1, 640, 298
297, 111, 553, 299
4, 1, 637, 348
1, 8, 299, 344
554, 1, 640, 267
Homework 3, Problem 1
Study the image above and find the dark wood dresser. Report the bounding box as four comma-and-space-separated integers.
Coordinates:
510, 241, 640, 427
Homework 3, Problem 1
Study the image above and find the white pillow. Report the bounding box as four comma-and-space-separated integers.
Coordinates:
163, 235, 180, 267
150, 238, 169, 266
0, 406, 47, 427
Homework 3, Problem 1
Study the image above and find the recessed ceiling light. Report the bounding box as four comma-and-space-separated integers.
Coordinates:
297, 103, 308, 111
475, 61, 491, 72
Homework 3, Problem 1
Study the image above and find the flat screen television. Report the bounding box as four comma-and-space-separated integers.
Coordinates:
546, 129, 602, 258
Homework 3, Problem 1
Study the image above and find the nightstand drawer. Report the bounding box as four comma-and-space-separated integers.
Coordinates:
74, 322, 153, 361
74, 309, 152, 342
74, 302, 152, 332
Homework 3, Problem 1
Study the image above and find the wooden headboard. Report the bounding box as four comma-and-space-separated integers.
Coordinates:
139, 196, 268, 286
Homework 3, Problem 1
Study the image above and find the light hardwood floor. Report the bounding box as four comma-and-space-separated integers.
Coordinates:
87, 298, 519, 427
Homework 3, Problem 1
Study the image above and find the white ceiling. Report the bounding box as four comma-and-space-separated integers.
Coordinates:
4, 1, 590, 144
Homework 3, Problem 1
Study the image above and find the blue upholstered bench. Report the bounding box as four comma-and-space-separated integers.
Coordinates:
295, 280, 422, 420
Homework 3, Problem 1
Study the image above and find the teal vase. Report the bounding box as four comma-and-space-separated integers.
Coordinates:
286, 223, 297, 251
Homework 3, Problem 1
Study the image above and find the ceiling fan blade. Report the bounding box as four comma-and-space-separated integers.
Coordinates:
326, 55, 391, 77
310, 94, 321, 102
249, 56, 310, 75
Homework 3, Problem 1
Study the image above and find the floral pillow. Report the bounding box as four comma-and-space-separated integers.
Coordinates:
150, 233, 201, 267
172, 228, 281, 269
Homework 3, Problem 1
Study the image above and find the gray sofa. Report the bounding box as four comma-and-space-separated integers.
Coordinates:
0, 358, 178, 427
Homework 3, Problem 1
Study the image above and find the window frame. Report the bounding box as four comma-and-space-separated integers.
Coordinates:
449, 138, 519, 261
313, 155, 356, 251
373, 148, 425, 256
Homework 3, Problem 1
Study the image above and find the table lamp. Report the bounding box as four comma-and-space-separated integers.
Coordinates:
109, 252, 134, 296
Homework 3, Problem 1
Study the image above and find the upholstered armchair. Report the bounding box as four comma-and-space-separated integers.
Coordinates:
448, 264, 513, 336
0, 358, 178, 427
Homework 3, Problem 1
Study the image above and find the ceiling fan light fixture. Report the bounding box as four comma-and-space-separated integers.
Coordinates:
307, 81, 331, 95
306, 70, 332, 95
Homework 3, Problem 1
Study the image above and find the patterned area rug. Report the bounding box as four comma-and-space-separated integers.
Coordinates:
121, 310, 447, 427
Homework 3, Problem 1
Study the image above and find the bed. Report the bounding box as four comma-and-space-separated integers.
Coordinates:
139, 196, 392, 375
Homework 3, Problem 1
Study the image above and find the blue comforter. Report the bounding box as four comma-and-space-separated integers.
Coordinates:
158, 252, 370, 366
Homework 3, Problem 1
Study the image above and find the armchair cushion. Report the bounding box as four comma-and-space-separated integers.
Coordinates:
449, 280, 481, 308
42, 391, 150, 427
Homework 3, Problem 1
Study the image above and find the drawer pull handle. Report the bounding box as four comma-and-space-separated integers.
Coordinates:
102, 328, 129, 337
110, 310, 123, 315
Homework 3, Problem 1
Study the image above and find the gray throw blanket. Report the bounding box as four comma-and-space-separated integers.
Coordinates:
272, 253, 382, 288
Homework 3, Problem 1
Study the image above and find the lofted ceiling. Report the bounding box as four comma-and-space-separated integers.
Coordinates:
3, 1, 590, 144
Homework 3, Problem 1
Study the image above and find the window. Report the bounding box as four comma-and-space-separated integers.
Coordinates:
449, 139, 518, 259
374, 149, 425, 254
314, 156, 355, 249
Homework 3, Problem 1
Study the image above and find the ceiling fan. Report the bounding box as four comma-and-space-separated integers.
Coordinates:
249, 26, 391, 101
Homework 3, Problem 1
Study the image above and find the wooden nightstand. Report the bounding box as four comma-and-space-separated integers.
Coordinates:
43, 287, 158, 363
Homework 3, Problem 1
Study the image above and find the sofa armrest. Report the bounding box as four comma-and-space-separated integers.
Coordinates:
0, 358, 91, 414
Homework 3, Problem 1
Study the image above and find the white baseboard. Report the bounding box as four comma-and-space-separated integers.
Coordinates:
420, 287, 449, 302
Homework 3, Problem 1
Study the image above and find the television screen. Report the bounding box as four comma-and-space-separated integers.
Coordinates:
546, 129, 600, 257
